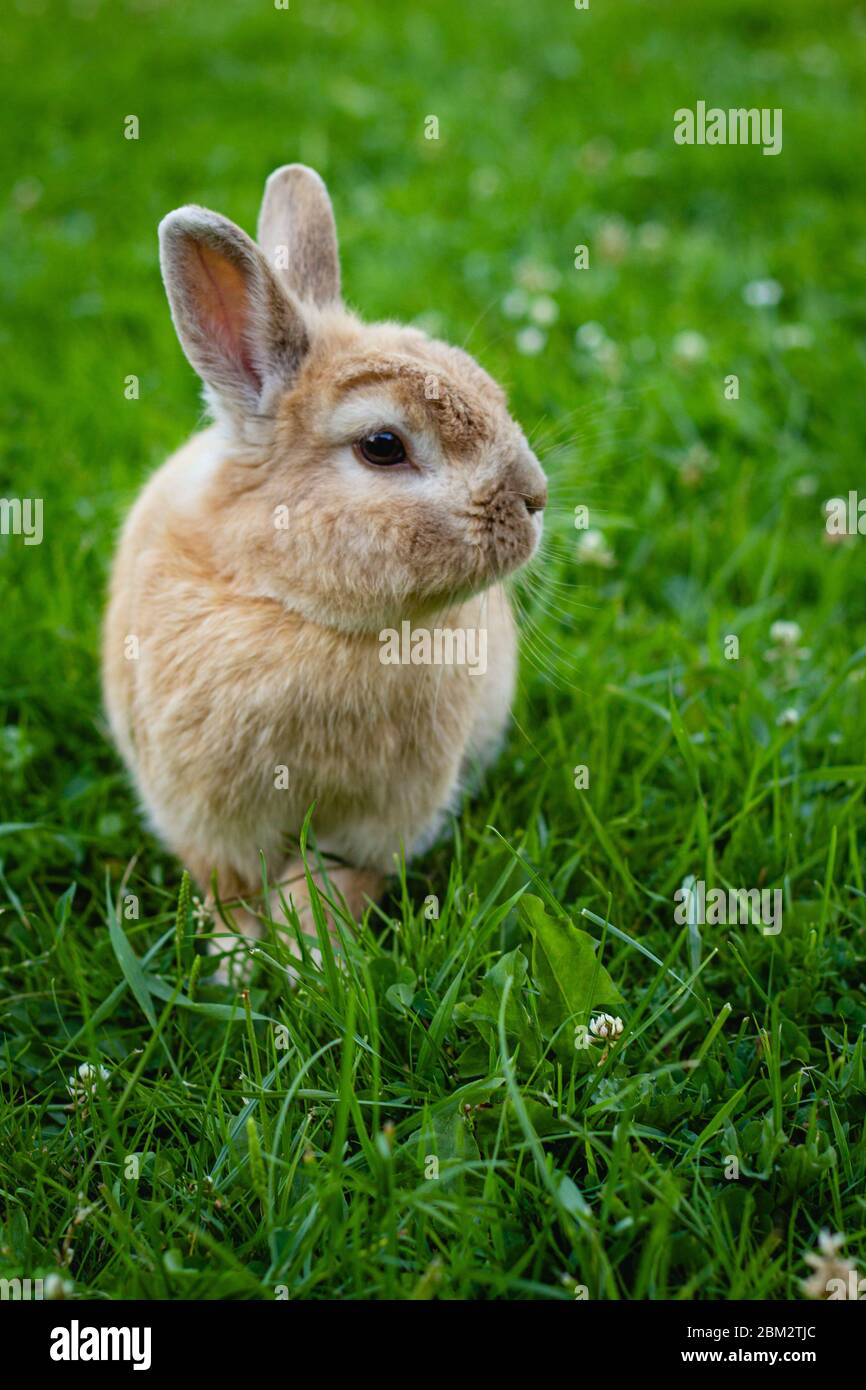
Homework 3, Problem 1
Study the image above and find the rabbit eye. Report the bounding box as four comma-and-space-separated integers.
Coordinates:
356, 430, 407, 466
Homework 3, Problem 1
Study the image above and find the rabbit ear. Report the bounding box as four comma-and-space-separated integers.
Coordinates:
257, 164, 341, 306
159, 205, 309, 418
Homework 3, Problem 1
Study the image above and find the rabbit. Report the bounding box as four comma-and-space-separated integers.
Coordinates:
102, 164, 547, 976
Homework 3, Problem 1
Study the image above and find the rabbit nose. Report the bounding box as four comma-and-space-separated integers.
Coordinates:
513, 448, 547, 515
520, 463, 547, 515
524, 486, 547, 515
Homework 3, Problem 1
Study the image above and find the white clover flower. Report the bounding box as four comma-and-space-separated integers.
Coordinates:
529, 294, 559, 326
67, 1062, 111, 1106
777, 707, 800, 728
589, 1013, 623, 1040
673, 330, 708, 363
516, 326, 546, 356
576, 528, 616, 568
502, 288, 529, 319
765, 622, 810, 687
743, 278, 783, 307
595, 339, 620, 372
515, 258, 561, 293
192, 895, 212, 929
802, 1230, 857, 1300
76, 1062, 109, 1088
575, 321, 607, 352
43, 1274, 75, 1300
770, 620, 802, 648
597, 217, 630, 263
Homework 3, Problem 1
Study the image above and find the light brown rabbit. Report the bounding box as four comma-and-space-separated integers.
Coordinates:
102, 164, 547, 974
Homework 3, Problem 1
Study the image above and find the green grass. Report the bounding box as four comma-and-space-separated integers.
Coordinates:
1, 0, 865, 1301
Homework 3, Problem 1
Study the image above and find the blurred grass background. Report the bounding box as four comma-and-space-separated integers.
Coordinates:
1, 0, 865, 1301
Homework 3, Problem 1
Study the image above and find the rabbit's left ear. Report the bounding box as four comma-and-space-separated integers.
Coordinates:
159, 206, 310, 420
257, 164, 341, 307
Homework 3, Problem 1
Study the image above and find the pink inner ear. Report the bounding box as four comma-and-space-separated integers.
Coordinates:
192, 242, 262, 391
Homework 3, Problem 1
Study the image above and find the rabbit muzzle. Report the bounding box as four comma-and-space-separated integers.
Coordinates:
466, 448, 547, 577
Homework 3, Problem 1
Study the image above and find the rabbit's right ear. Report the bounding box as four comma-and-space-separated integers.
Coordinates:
257, 164, 341, 306
159, 205, 309, 419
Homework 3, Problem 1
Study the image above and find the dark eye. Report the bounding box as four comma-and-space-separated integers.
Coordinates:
356, 430, 407, 466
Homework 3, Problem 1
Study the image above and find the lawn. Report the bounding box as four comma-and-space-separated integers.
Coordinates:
1, 0, 864, 1301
